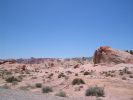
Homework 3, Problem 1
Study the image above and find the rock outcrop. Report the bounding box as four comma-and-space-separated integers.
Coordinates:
93, 46, 133, 64
0, 60, 16, 65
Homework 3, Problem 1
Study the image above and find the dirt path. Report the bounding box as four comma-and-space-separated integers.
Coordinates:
0, 88, 91, 100
0, 88, 68, 100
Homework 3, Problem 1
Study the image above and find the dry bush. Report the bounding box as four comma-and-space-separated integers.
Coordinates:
122, 77, 126, 80
85, 86, 104, 97
47, 73, 54, 79
35, 83, 42, 88
129, 75, 133, 78
119, 71, 124, 75
84, 71, 91, 75
42, 86, 53, 93
75, 73, 78, 76
58, 73, 66, 78
72, 78, 85, 85
5, 75, 22, 83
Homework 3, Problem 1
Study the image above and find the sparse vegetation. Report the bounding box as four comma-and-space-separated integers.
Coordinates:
42, 86, 53, 93
72, 78, 85, 85
119, 71, 124, 75
58, 73, 66, 78
119, 67, 132, 76
0, 69, 12, 79
126, 71, 132, 74
122, 77, 126, 80
125, 50, 133, 55
12, 81, 18, 86
123, 67, 128, 74
130, 50, 133, 55
84, 71, 91, 75
55, 91, 67, 97
75, 73, 78, 76
74, 64, 79, 69
35, 83, 42, 88
47, 73, 54, 79
103, 71, 115, 77
0, 56, 133, 99
5, 76, 22, 83
85, 86, 104, 97
129, 75, 133, 78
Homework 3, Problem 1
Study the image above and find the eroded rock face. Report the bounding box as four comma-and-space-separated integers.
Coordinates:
93, 46, 133, 64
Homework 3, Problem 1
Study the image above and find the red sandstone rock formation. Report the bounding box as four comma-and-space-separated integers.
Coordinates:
0, 60, 16, 65
93, 46, 133, 64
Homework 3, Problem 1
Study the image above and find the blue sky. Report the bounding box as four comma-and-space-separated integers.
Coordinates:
0, 0, 133, 58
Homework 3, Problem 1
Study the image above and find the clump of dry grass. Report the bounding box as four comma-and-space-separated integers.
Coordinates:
35, 83, 42, 88
85, 86, 104, 97
72, 78, 85, 85
129, 75, 133, 78
42, 86, 53, 93
84, 71, 91, 75
5, 75, 22, 83
122, 76, 126, 80
58, 73, 66, 78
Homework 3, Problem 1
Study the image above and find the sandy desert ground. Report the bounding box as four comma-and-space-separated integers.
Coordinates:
0, 58, 133, 100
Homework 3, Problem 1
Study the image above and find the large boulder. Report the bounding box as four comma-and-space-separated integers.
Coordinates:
93, 46, 133, 64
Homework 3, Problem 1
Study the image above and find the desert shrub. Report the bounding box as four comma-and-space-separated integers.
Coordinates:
122, 77, 126, 80
35, 83, 42, 88
119, 71, 124, 75
42, 86, 53, 93
125, 50, 133, 55
58, 73, 66, 78
74, 64, 79, 69
123, 67, 128, 74
120, 67, 131, 74
129, 75, 133, 78
85, 86, 104, 97
5, 76, 22, 83
80, 71, 84, 73
0, 69, 12, 79
126, 71, 132, 74
55, 91, 67, 97
12, 81, 18, 86
75, 73, 78, 76
104, 71, 115, 77
47, 73, 54, 79
72, 78, 85, 85
110, 70, 115, 73
130, 50, 133, 55
84, 71, 91, 75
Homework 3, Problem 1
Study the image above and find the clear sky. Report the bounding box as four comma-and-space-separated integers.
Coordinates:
0, 0, 133, 59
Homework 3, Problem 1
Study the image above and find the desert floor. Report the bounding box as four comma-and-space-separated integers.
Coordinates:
0, 60, 133, 100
